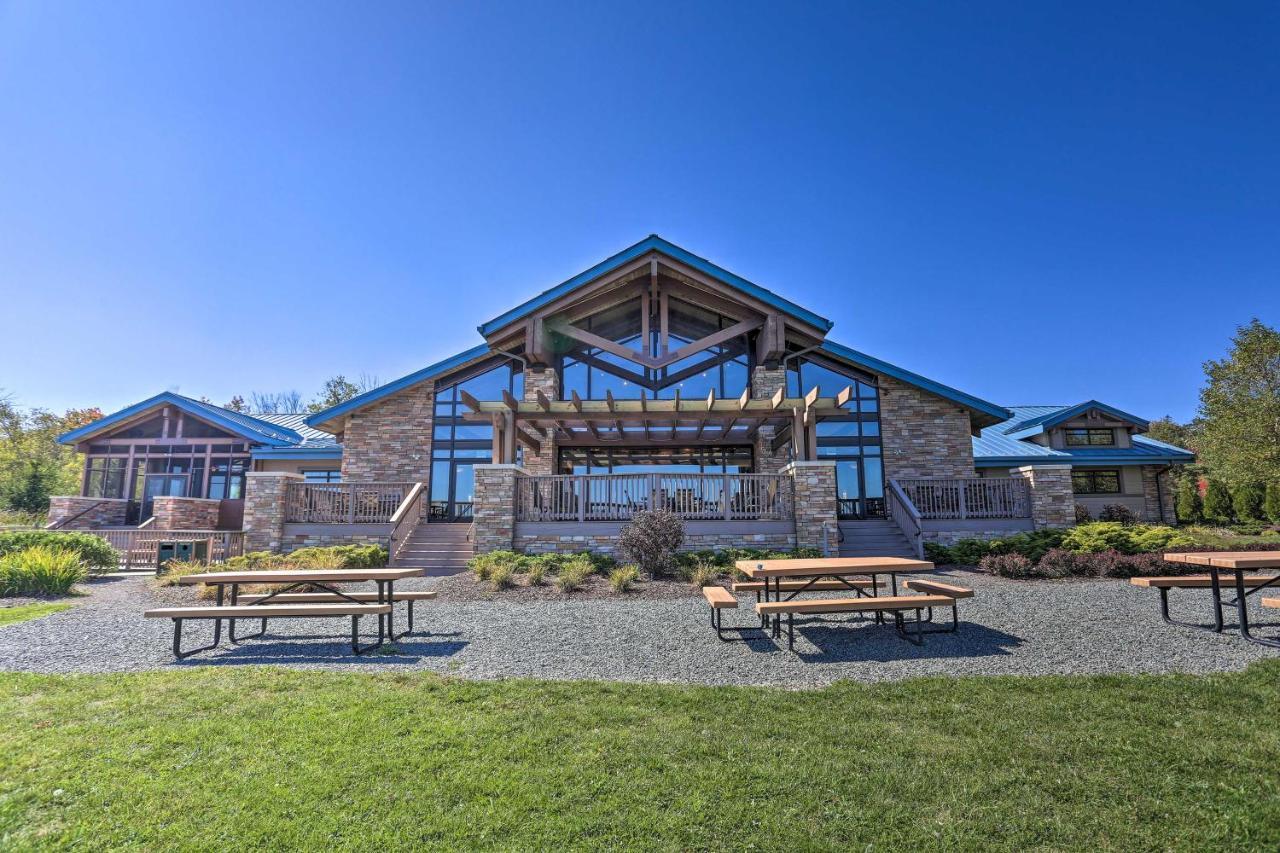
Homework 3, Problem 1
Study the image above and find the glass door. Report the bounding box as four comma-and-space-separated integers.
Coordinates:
429, 460, 477, 521
141, 474, 188, 520
835, 460, 864, 519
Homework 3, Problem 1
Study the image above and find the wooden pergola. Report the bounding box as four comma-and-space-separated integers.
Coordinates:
460, 385, 857, 465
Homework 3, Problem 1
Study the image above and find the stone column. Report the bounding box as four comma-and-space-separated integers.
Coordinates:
784, 460, 838, 553
1011, 465, 1075, 529
1141, 466, 1177, 524
473, 464, 523, 553
521, 369, 559, 476
152, 496, 222, 530
242, 472, 301, 553
752, 365, 789, 474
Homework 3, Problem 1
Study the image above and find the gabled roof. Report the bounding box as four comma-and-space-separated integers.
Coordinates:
476, 235, 835, 338
304, 343, 493, 432
251, 414, 342, 450
58, 392, 305, 447
819, 340, 1012, 428
973, 405, 1194, 467
1002, 399, 1150, 438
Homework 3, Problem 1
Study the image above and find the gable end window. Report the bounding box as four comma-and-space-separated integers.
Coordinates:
1065, 428, 1115, 446
1072, 469, 1121, 494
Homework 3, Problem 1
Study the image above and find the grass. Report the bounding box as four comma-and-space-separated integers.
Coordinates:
0, 602, 72, 627
1, 666, 1279, 849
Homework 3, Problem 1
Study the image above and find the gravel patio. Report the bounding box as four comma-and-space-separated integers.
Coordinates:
0, 570, 1276, 687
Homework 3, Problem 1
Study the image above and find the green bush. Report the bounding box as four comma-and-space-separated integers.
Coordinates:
468, 550, 519, 581
556, 560, 592, 593
923, 542, 954, 565
0, 546, 87, 596
225, 544, 387, 570
1232, 482, 1266, 522
950, 538, 996, 566
1266, 483, 1280, 525
525, 561, 547, 586
1176, 478, 1203, 524
0, 531, 116, 572
608, 566, 638, 593
1203, 480, 1234, 523
1060, 522, 1191, 555
489, 563, 515, 591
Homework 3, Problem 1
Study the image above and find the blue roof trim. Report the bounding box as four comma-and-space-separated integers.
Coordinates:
819, 341, 1012, 423
1003, 400, 1150, 436
304, 343, 493, 429
58, 393, 303, 447
476, 235, 834, 337
251, 448, 344, 460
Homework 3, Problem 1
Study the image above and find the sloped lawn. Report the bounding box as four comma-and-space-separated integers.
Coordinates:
1, 664, 1278, 850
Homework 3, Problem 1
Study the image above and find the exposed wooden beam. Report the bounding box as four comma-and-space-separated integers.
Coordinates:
535, 389, 552, 412
570, 390, 583, 413
835, 385, 854, 409
737, 387, 751, 410
459, 390, 482, 412
650, 317, 761, 369
501, 390, 520, 413
770, 388, 785, 410
513, 425, 541, 454
756, 313, 786, 366
605, 390, 616, 412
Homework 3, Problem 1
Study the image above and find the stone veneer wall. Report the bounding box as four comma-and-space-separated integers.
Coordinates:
1141, 465, 1177, 524
151, 496, 221, 530
472, 464, 520, 553
242, 472, 301, 552
751, 365, 789, 474
340, 383, 433, 482
785, 460, 838, 553
45, 496, 128, 529
281, 532, 388, 552
516, 531, 797, 556
1012, 465, 1075, 529
879, 375, 976, 479
521, 369, 560, 476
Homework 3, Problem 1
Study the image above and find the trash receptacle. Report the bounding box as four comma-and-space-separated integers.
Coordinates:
156, 540, 210, 574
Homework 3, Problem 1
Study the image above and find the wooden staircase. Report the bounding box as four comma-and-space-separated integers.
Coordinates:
836, 518, 917, 559
391, 522, 474, 575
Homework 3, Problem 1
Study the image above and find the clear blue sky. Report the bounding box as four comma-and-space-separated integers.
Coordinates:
2, 1, 1277, 422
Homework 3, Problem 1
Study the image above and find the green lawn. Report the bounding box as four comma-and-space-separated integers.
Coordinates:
2, 665, 1279, 850
0, 602, 71, 628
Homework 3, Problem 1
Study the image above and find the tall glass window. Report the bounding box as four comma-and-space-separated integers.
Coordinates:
789, 357, 884, 518
429, 361, 522, 520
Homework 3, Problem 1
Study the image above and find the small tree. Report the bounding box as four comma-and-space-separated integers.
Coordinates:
1203, 479, 1234, 523
1232, 481, 1266, 521
1176, 477, 1203, 524
1264, 483, 1280, 524
617, 509, 685, 578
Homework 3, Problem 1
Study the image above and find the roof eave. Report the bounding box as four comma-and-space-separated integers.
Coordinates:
58, 392, 299, 448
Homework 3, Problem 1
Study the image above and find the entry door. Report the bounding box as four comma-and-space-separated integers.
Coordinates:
142, 474, 187, 520
430, 460, 476, 521
835, 460, 864, 519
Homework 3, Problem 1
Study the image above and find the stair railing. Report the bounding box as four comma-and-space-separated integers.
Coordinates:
388, 482, 426, 562
886, 479, 925, 560
45, 499, 113, 530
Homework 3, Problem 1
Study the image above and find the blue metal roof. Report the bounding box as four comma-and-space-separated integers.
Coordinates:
1002, 399, 1150, 437
58, 393, 305, 447
304, 343, 493, 430
477, 235, 835, 337
251, 414, 342, 449
974, 405, 1194, 466
819, 341, 1012, 426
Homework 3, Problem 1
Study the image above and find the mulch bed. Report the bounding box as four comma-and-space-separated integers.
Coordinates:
427, 571, 705, 603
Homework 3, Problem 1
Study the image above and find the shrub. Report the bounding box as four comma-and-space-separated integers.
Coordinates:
618, 509, 685, 577
1074, 504, 1092, 524
1060, 522, 1191, 555
923, 542, 954, 565
1034, 548, 1098, 578
1176, 478, 1204, 524
556, 561, 592, 593
979, 552, 1035, 579
1098, 504, 1136, 525
151, 558, 207, 587
1232, 481, 1266, 522
489, 563, 515, 591
0, 531, 117, 572
949, 538, 995, 566
1203, 480, 1234, 523
468, 550, 518, 581
687, 560, 720, 588
0, 546, 87, 597
525, 561, 547, 586
225, 544, 387, 570
608, 565, 638, 593
1266, 483, 1280, 524
986, 529, 1068, 563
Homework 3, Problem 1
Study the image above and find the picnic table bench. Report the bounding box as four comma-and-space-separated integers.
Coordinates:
1131, 552, 1280, 648
144, 567, 428, 659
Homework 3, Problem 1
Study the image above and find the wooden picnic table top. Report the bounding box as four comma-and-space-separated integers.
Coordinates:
735, 557, 934, 578
1162, 551, 1280, 570
176, 568, 424, 585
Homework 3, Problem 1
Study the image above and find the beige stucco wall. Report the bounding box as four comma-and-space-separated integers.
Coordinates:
254, 458, 343, 476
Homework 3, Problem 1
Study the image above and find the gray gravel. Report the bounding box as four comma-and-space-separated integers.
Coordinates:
0, 571, 1276, 687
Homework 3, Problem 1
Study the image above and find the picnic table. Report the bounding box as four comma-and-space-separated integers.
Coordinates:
1160, 551, 1280, 648
145, 567, 426, 657
735, 556, 934, 628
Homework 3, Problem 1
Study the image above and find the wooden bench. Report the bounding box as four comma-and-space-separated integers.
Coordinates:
144, 603, 391, 659
236, 590, 437, 633
1130, 574, 1278, 633
1263, 597, 1280, 610
731, 579, 880, 594
756, 594, 959, 649
702, 586, 740, 640
904, 578, 974, 599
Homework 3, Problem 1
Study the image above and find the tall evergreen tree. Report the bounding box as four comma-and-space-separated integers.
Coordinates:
1232, 481, 1266, 521
1203, 479, 1234, 523
1264, 483, 1280, 525
1175, 477, 1203, 524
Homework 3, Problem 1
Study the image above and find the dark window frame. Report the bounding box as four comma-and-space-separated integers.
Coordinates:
1072, 468, 1123, 494
1064, 428, 1116, 447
